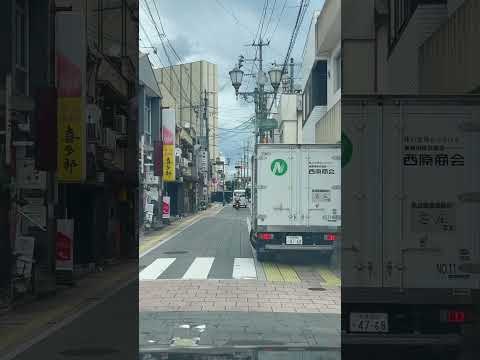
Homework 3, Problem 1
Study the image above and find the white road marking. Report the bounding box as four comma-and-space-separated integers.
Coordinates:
232, 258, 257, 279
182, 257, 215, 279
139, 258, 176, 280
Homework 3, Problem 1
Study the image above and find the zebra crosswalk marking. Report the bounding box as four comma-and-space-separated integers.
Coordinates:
182, 257, 215, 279
139, 256, 339, 284
139, 258, 176, 280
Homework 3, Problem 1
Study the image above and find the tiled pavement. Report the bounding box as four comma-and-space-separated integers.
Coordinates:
139, 279, 340, 313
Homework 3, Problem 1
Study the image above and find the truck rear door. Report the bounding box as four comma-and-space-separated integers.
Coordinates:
342, 102, 384, 288
256, 145, 294, 227
299, 145, 341, 230
382, 101, 480, 290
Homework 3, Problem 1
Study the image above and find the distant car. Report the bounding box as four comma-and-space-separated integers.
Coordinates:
233, 190, 247, 208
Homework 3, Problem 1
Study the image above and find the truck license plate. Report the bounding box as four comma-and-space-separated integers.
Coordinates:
286, 236, 302, 245
349, 313, 388, 333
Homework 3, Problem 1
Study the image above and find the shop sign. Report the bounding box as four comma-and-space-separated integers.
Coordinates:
56, 219, 74, 271
162, 196, 170, 219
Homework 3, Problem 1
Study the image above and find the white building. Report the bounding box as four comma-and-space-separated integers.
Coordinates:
299, 0, 341, 144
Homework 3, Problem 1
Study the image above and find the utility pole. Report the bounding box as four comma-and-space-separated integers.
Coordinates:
203, 90, 209, 205
252, 37, 270, 143
290, 57, 294, 93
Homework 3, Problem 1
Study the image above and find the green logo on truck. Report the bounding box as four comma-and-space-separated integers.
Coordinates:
341, 132, 353, 168
271, 159, 288, 176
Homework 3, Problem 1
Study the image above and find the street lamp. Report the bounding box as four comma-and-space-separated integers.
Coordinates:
229, 66, 244, 98
268, 65, 283, 92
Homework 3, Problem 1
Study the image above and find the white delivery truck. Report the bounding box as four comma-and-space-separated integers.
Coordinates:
342, 96, 480, 353
248, 144, 341, 262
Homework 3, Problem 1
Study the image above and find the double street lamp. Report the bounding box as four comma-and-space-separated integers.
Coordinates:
228, 65, 283, 98
229, 61, 283, 143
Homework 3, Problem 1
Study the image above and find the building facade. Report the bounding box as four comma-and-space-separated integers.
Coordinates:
154, 60, 218, 215
139, 53, 162, 230
300, 0, 341, 144
343, 0, 479, 95
0, 0, 139, 305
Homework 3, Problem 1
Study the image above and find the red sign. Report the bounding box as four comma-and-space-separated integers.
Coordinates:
56, 219, 74, 271
162, 196, 170, 219
56, 232, 72, 261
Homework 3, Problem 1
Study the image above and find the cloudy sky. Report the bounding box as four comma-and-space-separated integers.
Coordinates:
139, 0, 325, 174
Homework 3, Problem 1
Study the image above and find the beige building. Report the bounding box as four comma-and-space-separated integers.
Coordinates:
154, 61, 218, 162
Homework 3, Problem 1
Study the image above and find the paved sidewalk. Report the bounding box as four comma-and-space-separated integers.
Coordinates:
0, 259, 137, 356
140, 279, 340, 314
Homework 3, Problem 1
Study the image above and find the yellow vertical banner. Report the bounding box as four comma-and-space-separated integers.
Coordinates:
57, 98, 85, 182
163, 144, 175, 182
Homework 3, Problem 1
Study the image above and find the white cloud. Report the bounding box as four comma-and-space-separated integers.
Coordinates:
140, 0, 325, 170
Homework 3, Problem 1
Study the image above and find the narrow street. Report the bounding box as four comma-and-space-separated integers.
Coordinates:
139, 205, 340, 351
140, 206, 340, 285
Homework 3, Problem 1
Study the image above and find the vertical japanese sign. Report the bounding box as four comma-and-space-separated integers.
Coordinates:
56, 219, 74, 271
162, 196, 171, 219
162, 109, 176, 182
56, 11, 86, 182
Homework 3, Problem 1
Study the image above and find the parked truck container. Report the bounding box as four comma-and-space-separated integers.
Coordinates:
248, 144, 341, 262
342, 96, 480, 355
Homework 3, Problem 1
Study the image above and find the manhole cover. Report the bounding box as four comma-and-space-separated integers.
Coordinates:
308, 287, 326, 291
59, 347, 119, 357
163, 251, 188, 255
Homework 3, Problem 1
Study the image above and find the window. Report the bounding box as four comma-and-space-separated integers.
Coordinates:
334, 53, 341, 92
15, 0, 28, 95
303, 60, 327, 123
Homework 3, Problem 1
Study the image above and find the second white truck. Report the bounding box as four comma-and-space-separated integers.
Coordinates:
248, 144, 341, 262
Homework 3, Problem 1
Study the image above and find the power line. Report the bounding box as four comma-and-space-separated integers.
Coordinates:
267, 0, 309, 117
267, 0, 288, 42
214, 0, 255, 37
262, 0, 278, 39
151, 0, 203, 105
142, 0, 194, 108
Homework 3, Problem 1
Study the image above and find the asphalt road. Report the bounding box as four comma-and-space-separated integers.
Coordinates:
139, 206, 339, 283
6, 282, 138, 360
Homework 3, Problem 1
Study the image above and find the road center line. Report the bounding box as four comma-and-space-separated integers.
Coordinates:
139, 258, 176, 280
182, 257, 215, 279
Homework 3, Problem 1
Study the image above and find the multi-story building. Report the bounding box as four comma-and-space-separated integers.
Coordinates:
343, 0, 479, 95
139, 53, 162, 230
300, 0, 341, 144
154, 60, 218, 214
0, 0, 139, 304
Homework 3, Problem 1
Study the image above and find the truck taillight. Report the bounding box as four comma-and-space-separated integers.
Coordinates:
441, 310, 467, 323
325, 234, 337, 241
258, 233, 273, 241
